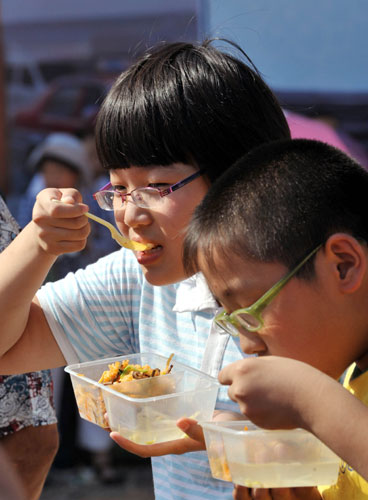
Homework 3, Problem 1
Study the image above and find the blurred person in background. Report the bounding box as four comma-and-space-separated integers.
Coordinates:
16, 131, 118, 281
0, 445, 27, 500
0, 193, 58, 500
15, 132, 120, 484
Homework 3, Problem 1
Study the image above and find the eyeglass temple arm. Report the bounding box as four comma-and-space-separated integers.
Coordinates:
95, 170, 205, 198
251, 244, 323, 313
93, 181, 113, 201
98, 181, 112, 191
161, 169, 205, 196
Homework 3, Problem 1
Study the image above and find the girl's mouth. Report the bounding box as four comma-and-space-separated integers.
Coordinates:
141, 244, 161, 254
135, 244, 163, 264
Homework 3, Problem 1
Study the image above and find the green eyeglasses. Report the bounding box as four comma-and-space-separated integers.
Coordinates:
215, 244, 322, 337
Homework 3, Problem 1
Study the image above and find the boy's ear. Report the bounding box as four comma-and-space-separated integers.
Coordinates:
324, 234, 367, 293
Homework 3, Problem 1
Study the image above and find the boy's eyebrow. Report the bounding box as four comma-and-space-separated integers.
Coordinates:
208, 284, 235, 306
212, 295, 222, 307
204, 282, 223, 306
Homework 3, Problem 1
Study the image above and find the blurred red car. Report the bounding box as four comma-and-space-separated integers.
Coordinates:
13, 74, 112, 136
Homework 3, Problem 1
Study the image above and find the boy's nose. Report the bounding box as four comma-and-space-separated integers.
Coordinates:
238, 330, 267, 356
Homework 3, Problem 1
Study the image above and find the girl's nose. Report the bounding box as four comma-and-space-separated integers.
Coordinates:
116, 199, 152, 229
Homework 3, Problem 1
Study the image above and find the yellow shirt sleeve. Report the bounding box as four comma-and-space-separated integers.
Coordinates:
318, 364, 368, 499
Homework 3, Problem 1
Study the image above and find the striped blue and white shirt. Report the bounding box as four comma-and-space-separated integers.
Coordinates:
37, 248, 245, 499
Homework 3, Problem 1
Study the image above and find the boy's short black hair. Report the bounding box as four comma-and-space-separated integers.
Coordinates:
183, 138, 368, 277
95, 39, 290, 182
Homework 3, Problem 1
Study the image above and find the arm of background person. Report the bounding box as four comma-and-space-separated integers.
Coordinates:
219, 356, 368, 481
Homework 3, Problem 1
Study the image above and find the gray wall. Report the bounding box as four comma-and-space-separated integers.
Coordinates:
198, 0, 368, 92
2, 0, 197, 22
2, 1, 198, 64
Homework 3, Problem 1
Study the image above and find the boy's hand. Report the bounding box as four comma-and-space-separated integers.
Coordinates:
233, 485, 322, 499
219, 356, 322, 430
31, 188, 90, 256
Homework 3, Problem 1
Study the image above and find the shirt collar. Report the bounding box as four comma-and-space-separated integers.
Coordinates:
173, 273, 218, 312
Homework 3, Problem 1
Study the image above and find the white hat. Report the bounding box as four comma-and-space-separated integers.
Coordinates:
27, 133, 92, 186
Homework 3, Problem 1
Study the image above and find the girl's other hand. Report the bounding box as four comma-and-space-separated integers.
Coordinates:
109, 425, 205, 458
108, 409, 245, 458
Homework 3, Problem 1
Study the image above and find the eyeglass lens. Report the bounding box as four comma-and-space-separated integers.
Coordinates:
236, 313, 262, 331
95, 169, 205, 211
96, 188, 162, 210
215, 318, 240, 337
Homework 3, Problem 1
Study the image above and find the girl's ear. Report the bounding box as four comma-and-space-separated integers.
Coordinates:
324, 234, 367, 293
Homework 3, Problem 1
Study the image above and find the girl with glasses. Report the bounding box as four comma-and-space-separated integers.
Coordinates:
0, 40, 289, 500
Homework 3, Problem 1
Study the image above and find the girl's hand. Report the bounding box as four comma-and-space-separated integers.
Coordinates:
109, 420, 205, 458
31, 188, 90, 256
108, 410, 243, 458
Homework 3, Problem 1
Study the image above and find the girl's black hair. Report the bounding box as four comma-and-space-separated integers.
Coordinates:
183, 138, 368, 278
95, 39, 290, 182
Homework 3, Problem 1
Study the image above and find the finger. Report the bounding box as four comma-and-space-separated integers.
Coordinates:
36, 221, 91, 242
33, 223, 91, 255
267, 488, 293, 500
218, 363, 234, 385
37, 215, 91, 234
251, 488, 273, 499
226, 383, 238, 406
54, 187, 85, 204
264, 487, 321, 500
176, 418, 205, 447
233, 485, 251, 500
292, 487, 321, 500
36, 187, 83, 205
33, 196, 88, 224
49, 198, 89, 217
34, 200, 90, 232
213, 410, 245, 422
109, 431, 204, 459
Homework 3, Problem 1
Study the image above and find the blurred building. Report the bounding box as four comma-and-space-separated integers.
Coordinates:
198, 0, 368, 151
2, 0, 199, 198
2, 0, 198, 116
3, 0, 368, 198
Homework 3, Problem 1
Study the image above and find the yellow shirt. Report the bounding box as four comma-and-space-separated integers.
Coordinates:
318, 364, 368, 499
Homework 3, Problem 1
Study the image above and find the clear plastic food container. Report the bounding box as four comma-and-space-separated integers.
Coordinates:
201, 420, 340, 488
65, 353, 219, 444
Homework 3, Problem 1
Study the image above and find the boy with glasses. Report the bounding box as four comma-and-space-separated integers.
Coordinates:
183, 138, 368, 499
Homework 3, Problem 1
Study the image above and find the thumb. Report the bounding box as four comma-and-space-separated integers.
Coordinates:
50, 187, 84, 205
176, 418, 205, 446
